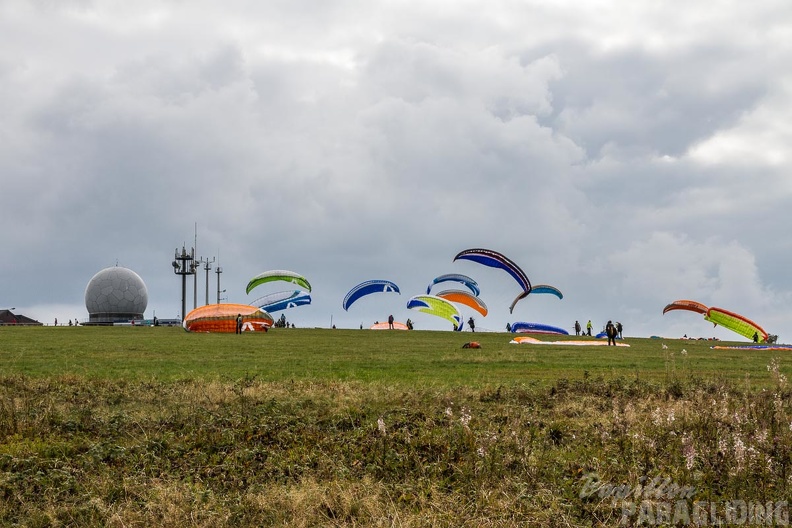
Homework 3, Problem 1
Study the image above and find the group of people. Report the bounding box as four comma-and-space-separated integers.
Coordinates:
53, 318, 80, 327
372, 315, 413, 330
574, 320, 623, 341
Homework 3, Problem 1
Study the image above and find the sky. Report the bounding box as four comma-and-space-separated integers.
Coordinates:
2, 0, 791, 340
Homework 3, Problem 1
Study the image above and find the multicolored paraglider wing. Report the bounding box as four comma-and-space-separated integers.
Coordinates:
252, 290, 311, 313
246, 270, 312, 295
183, 304, 274, 333
435, 289, 488, 317
343, 280, 400, 311
407, 295, 463, 331
510, 322, 569, 335
453, 248, 531, 293
662, 300, 708, 315
706, 307, 768, 342
426, 274, 481, 297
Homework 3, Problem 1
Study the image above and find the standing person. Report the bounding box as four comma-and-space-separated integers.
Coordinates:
54, 318, 58, 327
753, 331, 759, 343
574, 321, 581, 336
606, 320, 617, 346
616, 322, 623, 339
468, 317, 475, 332
235, 313, 243, 334
388, 314, 394, 330
586, 320, 592, 336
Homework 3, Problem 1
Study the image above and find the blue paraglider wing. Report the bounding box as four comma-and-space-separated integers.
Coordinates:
253, 290, 311, 313
453, 248, 531, 293
509, 284, 563, 313
511, 322, 569, 335
530, 285, 563, 299
343, 280, 400, 311
426, 273, 481, 297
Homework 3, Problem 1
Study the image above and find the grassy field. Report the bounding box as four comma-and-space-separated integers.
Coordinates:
1, 326, 791, 526
0, 326, 787, 386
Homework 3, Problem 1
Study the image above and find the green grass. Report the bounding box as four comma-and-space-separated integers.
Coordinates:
0, 326, 786, 386
1, 326, 791, 526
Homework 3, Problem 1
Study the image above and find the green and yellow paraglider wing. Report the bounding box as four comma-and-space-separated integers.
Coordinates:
407, 295, 463, 331
705, 307, 768, 342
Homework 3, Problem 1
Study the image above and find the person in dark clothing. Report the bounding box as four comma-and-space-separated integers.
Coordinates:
616, 321, 623, 339
574, 320, 581, 336
605, 320, 617, 346
388, 314, 394, 330
468, 317, 475, 332
236, 314, 243, 334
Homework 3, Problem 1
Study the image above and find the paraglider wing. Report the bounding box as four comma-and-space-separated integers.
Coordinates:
426, 274, 481, 297
529, 285, 563, 299
253, 290, 311, 313
435, 289, 488, 317
705, 307, 768, 342
509, 291, 529, 314
407, 295, 464, 331
662, 300, 708, 315
183, 304, 274, 333
342, 280, 400, 311
453, 248, 531, 293
509, 284, 563, 314
510, 322, 569, 335
246, 270, 312, 295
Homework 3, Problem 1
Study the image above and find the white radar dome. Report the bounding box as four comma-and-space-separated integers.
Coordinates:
84, 266, 148, 323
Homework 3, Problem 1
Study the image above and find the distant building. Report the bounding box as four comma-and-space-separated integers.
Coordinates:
84, 266, 148, 324
0, 309, 42, 326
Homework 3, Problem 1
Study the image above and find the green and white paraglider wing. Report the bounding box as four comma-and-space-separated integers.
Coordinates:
246, 270, 312, 295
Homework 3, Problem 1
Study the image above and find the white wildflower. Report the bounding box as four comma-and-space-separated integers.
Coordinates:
460, 406, 471, 428
377, 417, 386, 435
682, 434, 696, 470
651, 407, 663, 426
734, 436, 746, 469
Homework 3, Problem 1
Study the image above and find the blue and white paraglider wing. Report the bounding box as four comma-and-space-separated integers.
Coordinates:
453, 248, 531, 293
426, 273, 481, 297
342, 280, 400, 311
253, 290, 311, 313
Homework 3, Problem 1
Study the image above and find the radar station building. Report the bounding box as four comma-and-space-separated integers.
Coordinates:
84, 266, 148, 324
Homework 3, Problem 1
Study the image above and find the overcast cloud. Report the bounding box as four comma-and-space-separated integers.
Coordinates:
2, 0, 791, 340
